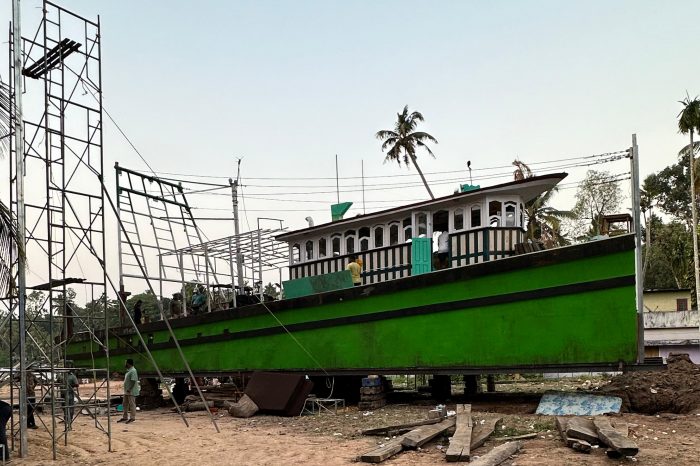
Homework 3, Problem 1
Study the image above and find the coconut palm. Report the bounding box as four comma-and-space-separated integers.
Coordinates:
512, 159, 533, 180
678, 94, 700, 307
525, 188, 575, 248
0, 80, 18, 297
376, 105, 438, 199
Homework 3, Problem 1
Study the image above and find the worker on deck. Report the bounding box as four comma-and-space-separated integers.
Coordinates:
170, 292, 183, 318
346, 254, 363, 286
437, 231, 450, 270
133, 299, 143, 326
191, 285, 207, 315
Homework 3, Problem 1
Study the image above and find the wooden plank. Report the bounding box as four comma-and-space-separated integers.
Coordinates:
470, 416, 502, 450
593, 418, 639, 457
446, 404, 473, 462
401, 418, 456, 449
494, 433, 537, 441
555, 417, 591, 453
469, 440, 523, 466
360, 437, 405, 463
361, 418, 443, 436
565, 417, 599, 444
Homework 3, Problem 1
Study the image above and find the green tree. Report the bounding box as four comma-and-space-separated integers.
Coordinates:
0, 81, 19, 298
678, 95, 700, 307
263, 282, 280, 300
525, 188, 575, 247
572, 170, 624, 238
643, 217, 693, 291
376, 105, 438, 199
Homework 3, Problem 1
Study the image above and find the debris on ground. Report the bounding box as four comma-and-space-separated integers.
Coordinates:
599, 353, 700, 414
554, 415, 638, 459
469, 440, 522, 466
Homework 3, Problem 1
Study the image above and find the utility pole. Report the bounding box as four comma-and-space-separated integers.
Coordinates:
229, 159, 244, 290
630, 134, 644, 364
12, 0, 29, 456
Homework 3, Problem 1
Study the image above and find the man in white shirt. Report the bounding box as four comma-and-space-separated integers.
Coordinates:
437, 231, 449, 269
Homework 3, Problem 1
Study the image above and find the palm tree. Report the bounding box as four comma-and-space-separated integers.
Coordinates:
678, 94, 700, 308
525, 188, 575, 248
512, 159, 533, 180
376, 105, 438, 199
0, 80, 19, 298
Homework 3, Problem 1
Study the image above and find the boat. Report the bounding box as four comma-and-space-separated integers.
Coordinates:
65, 172, 639, 376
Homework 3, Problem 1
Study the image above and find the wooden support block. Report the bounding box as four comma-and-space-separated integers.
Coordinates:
469, 441, 523, 466
565, 417, 599, 445
360, 393, 386, 402
401, 418, 456, 449
593, 418, 638, 457
360, 437, 405, 463
445, 404, 473, 462
555, 417, 591, 453
470, 416, 502, 450
360, 386, 384, 395
361, 418, 442, 436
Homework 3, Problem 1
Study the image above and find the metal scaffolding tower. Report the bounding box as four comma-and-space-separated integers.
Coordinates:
3, 1, 111, 459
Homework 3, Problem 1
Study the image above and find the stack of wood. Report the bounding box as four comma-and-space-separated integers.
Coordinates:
555, 416, 639, 459
359, 404, 521, 464
359, 376, 386, 410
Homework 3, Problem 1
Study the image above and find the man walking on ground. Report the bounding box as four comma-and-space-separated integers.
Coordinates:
65, 369, 79, 430
26, 371, 37, 429
118, 359, 140, 424
0, 399, 11, 462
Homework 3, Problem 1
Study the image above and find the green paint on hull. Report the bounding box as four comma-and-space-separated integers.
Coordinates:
67, 246, 637, 374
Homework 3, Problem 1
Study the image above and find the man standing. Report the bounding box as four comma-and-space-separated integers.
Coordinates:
346, 255, 363, 286
133, 300, 143, 326
118, 359, 140, 424
0, 399, 11, 462
65, 369, 79, 430
26, 371, 37, 429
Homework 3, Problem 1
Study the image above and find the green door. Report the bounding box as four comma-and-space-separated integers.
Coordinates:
411, 237, 433, 275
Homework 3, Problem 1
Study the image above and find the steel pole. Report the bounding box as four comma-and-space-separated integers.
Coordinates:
12, 0, 29, 456
630, 134, 644, 364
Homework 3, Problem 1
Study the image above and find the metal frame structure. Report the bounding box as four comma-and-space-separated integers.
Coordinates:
163, 226, 289, 310
3, 1, 111, 459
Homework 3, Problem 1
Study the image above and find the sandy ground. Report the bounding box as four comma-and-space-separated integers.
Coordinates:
6, 401, 700, 465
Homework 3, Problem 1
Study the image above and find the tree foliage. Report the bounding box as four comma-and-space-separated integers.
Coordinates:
572, 170, 624, 238
376, 105, 438, 199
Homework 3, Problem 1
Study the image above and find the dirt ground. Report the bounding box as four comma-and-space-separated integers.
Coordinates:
7, 399, 700, 465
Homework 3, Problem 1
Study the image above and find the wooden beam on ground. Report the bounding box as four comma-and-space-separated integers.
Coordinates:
470, 416, 502, 450
555, 417, 591, 453
565, 417, 599, 444
401, 418, 456, 449
593, 418, 639, 457
494, 433, 537, 441
361, 417, 443, 436
445, 404, 473, 462
360, 436, 406, 463
469, 441, 523, 466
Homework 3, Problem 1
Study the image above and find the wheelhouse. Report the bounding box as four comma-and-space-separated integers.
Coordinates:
276, 173, 566, 286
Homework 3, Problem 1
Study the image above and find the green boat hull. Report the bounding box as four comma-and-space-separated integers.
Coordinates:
67, 235, 638, 375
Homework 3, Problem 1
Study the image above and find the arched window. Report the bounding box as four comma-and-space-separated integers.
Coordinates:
453, 209, 464, 230
505, 202, 516, 227
318, 237, 327, 258
416, 213, 427, 237
292, 244, 301, 263
403, 217, 412, 242
359, 227, 370, 251
331, 234, 342, 256
374, 226, 384, 248
345, 229, 356, 254
470, 205, 482, 228
389, 222, 400, 245
305, 240, 314, 260
489, 201, 502, 227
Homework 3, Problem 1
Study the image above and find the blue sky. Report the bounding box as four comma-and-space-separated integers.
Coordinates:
3, 0, 699, 235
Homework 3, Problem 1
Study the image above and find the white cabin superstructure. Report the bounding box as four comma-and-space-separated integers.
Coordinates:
276, 174, 566, 285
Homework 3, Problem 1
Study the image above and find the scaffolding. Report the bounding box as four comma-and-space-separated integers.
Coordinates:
2, 0, 111, 459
